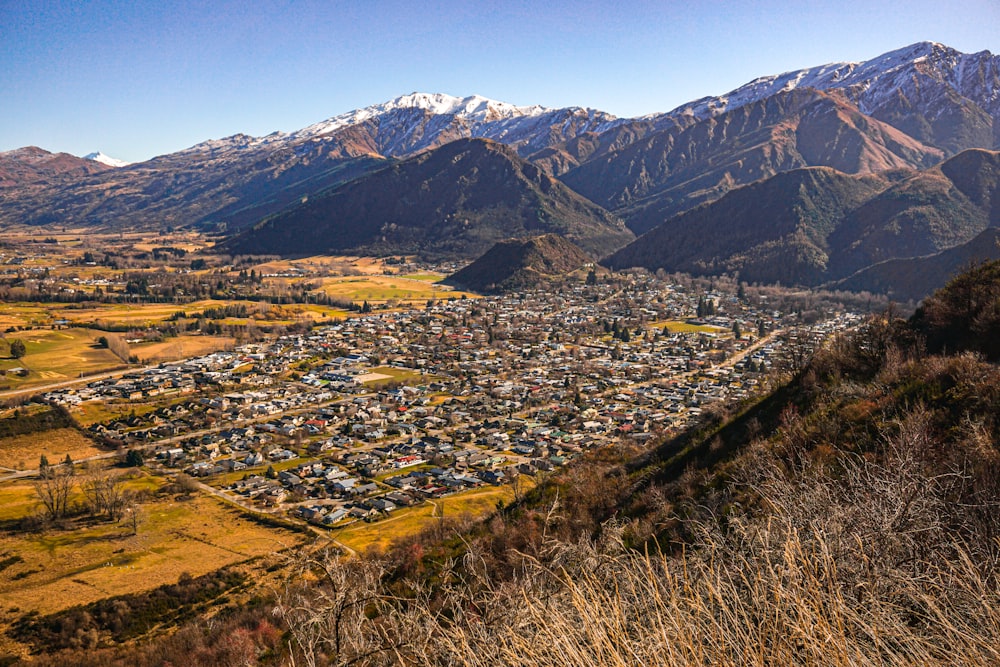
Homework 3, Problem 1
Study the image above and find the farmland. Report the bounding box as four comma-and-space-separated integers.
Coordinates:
0, 490, 304, 617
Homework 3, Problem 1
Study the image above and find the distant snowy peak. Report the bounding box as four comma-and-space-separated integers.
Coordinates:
294, 92, 552, 140
668, 41, 999, 120
84, 151, 130, 168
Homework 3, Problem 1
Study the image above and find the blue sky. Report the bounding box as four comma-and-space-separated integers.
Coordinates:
1, 0, 997, 163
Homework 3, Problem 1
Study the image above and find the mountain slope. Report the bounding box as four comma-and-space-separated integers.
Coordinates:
563, 88, 944, 234
1, 42, 995, 244
666, 41, 1000, 154
287, 92, 624, 159
835, 228, 1000, 301
0, 146, 111, 188
444, 234, 592, 294
221, 139, 633, 259
603, 167, 891, 284
0, 93, 623, 232
605, 149, 1000, 288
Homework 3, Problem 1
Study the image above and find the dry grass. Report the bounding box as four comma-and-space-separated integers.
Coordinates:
408, 526, 1000, 667
0, 493, 304, 616
276, 413, 1000, 667
0, 429, 103, 471
0, 328, 121, 388
131, 334, 235, 363
333, 486, 517, 554
314, 275, 477, 304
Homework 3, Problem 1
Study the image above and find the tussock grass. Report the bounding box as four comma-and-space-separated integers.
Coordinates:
279, 409, 1000, 666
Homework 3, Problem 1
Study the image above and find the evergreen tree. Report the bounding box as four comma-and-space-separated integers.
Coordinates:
8, 339, 26, 359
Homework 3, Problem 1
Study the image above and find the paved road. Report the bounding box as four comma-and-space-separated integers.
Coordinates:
0, 363, 167, 400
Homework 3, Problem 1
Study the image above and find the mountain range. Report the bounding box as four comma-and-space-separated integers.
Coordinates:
2, 41, 999, 297
605, 148, 1000, 292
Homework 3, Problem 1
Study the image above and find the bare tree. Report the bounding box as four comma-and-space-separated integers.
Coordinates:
83, 471, 127, 521
34, 469, 74, 520
125, 495, 144, 535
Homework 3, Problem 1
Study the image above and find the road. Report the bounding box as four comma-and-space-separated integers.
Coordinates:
0, 362, 163, 400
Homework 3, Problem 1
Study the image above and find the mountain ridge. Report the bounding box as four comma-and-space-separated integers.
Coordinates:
220, 138, 633, 259
604, 148, 1000, 290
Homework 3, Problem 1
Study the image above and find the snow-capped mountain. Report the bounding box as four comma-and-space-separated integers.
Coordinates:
292, 92, 550, 139
669, 42, 998, 119
0, 42, 996, 237
664, 42, 1000, 153
84, 152, 130, 168
175, 92, 624, 161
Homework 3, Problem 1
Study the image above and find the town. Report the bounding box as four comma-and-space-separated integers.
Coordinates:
37, 272, 861, 533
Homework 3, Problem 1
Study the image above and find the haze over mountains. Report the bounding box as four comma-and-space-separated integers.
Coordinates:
2, 41, 999, 298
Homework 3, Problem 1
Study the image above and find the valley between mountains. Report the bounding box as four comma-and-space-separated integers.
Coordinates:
1, 40, 1000, 665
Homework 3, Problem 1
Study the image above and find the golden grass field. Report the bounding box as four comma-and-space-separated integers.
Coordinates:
314, 275, 477, 304
0, 329, 122, 385
0, 491, 304, 616
653, 320, 728, 334
251, 255, 396, 277
0, 429, 104, 471
333, 485, 517, 554
360, 366, 427, 387
0, 299, 349, 332
131, 334, 235, 363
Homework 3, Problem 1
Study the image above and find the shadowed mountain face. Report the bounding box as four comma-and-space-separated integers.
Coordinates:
562, 89, 945, 234
0, 138, 390, 231
835, 228, 1000, 302
604, 149, 1000, 291
444, 234, 592, 294
221, 139, 634, 260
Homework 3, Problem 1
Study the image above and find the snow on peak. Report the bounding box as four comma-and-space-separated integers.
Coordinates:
84, 151, 130, 167
293, 92, 551, 140
663, 41, 994, 121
